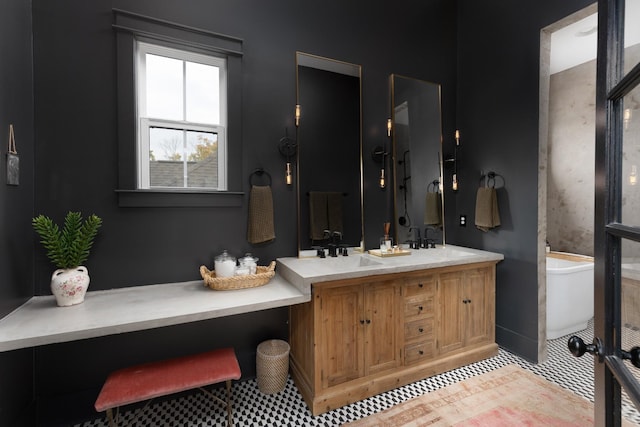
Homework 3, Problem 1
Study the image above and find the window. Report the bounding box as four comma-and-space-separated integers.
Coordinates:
113, 9, 243, 207
136, 42, 227, 190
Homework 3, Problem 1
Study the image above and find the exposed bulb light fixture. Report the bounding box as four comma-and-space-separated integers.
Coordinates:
631, 165, 638, 186
387, 118, 392, 137
286, 162, 293, 185
455, 129, 460, 146
452, 173, 458, 191
295, 104, 301, 127
379, 168, 386, 189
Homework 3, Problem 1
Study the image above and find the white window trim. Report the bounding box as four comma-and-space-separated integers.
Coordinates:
135, 41, 228, 191
138, 118, 227, 189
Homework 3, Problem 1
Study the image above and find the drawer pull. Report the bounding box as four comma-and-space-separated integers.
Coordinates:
418, 283, 423, 288
418, 305, 423, 311
366, 319, 371, 324
418, 328, 424, 333
419, 350, 424, 355
360, 320, 365, 324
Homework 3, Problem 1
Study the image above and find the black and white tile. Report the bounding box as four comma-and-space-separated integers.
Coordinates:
78, 321, 640, 426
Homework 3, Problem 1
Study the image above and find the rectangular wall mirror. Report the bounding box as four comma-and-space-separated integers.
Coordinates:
296, 52, 364, 255
391, 74, 445, 247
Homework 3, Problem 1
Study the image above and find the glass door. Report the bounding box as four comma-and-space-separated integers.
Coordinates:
570, 0, 640, 425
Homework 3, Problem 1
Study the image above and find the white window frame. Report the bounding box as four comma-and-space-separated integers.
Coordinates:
135, 41, 228, 190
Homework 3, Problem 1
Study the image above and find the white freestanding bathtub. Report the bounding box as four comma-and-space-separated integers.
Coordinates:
546, 252, 594, 339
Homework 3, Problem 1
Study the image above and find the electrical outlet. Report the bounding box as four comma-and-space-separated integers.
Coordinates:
460, 214, 467, 227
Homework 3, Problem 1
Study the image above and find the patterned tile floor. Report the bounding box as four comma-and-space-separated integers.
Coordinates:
79, 320, 640, 426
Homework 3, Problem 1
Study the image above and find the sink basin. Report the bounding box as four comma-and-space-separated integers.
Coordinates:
319, 255, 383, 269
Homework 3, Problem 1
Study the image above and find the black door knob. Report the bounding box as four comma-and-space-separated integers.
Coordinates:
568, 336, 603, 359
621, 347, 640, 368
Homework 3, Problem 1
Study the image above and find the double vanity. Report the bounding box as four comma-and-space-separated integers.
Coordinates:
0, 244, 502, 417
278, 245, 503, 415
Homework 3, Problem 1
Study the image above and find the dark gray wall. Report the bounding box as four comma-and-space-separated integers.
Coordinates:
0, 0, 35, 424
23, 0, 457, 424
3, 0, 602, 424
453, 0, 594, 361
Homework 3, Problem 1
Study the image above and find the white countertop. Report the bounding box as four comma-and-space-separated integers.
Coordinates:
0, 273, 309, 352
277, 245, 504, 292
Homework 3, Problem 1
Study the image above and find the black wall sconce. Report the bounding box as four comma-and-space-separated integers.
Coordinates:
444, 130, 460, 191
279, 129, 297, 186
372, 118, 392, 189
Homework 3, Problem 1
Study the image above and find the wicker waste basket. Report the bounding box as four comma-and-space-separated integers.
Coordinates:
256, 339, 290, 394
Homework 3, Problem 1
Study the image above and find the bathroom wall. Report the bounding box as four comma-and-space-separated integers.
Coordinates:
24, 0, 458, 424
547, 43, 640, 258
0, 0, 36, 424
547, 58, 596, 256
454, 0, 594, 362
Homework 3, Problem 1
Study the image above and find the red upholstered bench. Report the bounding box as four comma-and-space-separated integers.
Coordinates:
95, 347, 241, 427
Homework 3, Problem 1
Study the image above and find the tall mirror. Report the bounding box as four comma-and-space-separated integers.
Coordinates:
296, 52, 364, 255
391, 74, 445, 247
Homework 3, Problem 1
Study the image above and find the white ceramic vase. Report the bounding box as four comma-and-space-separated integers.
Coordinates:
50, 266, 90, 307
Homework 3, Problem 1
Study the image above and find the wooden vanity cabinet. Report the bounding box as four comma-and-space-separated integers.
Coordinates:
289, 261, 498, 416
438, 267, 495, 355
317, 279, 401, 389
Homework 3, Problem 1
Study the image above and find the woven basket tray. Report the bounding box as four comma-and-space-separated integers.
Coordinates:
200, 261, 276, 290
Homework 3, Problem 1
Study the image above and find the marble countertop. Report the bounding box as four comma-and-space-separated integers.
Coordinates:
277, 244, 504, 292
0, 273, 309, 352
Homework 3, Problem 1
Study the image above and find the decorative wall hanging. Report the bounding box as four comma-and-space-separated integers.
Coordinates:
6, 124, 19, 186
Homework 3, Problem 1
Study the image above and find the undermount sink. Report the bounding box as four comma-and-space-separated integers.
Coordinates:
319, 255, 383, 269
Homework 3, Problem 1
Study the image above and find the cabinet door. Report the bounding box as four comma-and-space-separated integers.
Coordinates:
318, 285, 364, 388
464, 267, 493, 346
438, 271, 465, 354
364, 280, 401, 375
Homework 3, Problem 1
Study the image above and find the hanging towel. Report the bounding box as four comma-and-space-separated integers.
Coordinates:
424, 192, 442, 226
309, 192, 329, 240
326, 192, 344, 234
247, 185, 275, 244
475, 187, 501, 232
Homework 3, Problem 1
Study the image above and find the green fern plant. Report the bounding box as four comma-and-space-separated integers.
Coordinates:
32, 211, 102, 269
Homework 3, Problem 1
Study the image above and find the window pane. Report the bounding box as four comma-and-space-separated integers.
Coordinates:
146, 54, 184, 121
621, 83, 640, 226
186, 130, 218, 188
149, 127, 184, 187
624, 0, 640, 77
186, 62, 219, 124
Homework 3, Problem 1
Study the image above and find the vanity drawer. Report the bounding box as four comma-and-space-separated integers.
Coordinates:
404, 296, 434, 318
404, 318, 434, 340
403, 277, 435, 298
404, 340, 435, 364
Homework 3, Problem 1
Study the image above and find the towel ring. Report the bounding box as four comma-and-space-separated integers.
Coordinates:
427, 179, 440, 193
479, 171, 505, 189
249, 168, 272, 186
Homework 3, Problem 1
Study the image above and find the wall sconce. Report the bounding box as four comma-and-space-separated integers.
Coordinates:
295, 104, 301, 127
631, 165, 638, 186
372, 145, 388, 189
279, 130, 297, 186
444, 129, 460, 191
387, 118, 392, 137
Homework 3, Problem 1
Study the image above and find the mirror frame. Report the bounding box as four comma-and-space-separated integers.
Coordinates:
295, 52, 364, 256
390, 74, 445, 247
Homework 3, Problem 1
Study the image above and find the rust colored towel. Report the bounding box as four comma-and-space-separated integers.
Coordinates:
475, 187, 501, 232
247, 185, 275, 244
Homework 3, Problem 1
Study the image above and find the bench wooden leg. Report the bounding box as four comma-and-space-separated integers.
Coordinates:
106, 408, 116, 427
226, 379, 233, 426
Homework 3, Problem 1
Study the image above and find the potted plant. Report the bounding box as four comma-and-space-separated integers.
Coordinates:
32, 211, 102, 306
